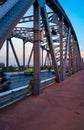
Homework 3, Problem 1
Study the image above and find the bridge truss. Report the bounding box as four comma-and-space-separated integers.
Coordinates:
0, 0, 83, 94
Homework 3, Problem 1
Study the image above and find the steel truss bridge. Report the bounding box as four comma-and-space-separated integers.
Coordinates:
0, 0, 84, 95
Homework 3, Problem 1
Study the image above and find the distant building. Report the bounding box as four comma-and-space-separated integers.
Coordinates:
0, 63, 5, 68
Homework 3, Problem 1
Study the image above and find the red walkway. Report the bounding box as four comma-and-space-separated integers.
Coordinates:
0, 70, 84, 130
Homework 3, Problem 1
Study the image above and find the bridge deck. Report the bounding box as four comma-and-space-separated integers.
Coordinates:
0, 70, 84, 130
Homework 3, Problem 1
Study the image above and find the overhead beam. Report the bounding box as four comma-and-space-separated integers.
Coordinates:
0, 0, 36, 49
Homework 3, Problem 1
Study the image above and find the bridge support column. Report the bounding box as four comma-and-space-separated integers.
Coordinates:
33, 1, 41, 95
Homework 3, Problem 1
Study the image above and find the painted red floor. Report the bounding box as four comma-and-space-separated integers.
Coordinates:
0, 70, 84, 130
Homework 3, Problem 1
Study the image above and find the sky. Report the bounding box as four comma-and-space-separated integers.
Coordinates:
58, 0, 84, 57
0, 0, 84, 66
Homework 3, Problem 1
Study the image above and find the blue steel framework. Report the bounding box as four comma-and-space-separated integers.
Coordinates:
0, 0, 83, 94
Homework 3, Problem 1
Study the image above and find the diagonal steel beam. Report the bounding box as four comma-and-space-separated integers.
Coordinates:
0, 0, 36, 49
8, 38, 21, 71
41, 6, 61, 82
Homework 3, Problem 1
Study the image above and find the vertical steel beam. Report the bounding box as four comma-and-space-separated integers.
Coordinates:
23, 41, 25, 67
72, 41, 75, 74
66, 28, 71, 76
59, 17, 63, 80
75, 45, 78, 72
72, 41, 76, 74
70, 41, 73, 75
6, 39, 9, 71
41, 6, 61, 82
74, 44, 77, 73
68, 40, 71, 76
27, 45, 34, 68
33, 1, 41, 95
64, 27, 71, 78
76, 49, 80, 72
8, 38, 21, 71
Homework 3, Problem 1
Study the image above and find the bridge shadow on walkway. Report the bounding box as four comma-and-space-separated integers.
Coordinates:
0, 70, 84, 130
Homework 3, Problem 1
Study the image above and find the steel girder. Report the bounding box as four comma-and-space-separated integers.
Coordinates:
0, 0, 36, 49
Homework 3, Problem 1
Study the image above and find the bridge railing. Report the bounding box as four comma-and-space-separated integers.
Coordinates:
0, 77, 55, 110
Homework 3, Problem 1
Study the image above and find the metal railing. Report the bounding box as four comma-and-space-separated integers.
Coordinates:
0, 77, 55, 110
